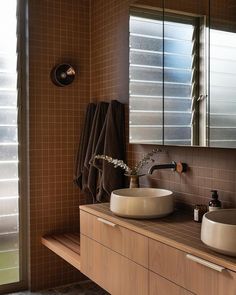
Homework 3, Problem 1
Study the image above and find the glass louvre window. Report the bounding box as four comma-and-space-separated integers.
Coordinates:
0, 0, 20, 286
163, 16, 198, 145
129, 13, 164, 144
210, 29, 236, 148
129, 12, 199, 145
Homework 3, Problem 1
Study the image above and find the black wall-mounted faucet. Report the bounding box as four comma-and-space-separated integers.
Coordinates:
148, 161, 187, 174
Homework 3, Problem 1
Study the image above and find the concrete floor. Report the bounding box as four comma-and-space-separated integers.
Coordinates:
6, 281, 110, 295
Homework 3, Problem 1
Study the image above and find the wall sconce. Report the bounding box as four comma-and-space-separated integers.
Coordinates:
51, 63, 76, 87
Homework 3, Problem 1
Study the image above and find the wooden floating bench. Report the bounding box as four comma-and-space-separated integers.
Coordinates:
41, 233, 81, 270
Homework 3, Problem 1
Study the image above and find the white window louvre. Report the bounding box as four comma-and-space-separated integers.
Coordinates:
129, 11, 200, 145
0, 0, 19, 286
210, 29, 236, 148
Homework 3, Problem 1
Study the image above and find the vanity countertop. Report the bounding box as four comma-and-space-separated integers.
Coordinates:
80, 203, 236, 272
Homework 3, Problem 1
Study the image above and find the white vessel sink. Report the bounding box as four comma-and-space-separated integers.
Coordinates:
201, 209, 236, 257
110, 188, 174, 219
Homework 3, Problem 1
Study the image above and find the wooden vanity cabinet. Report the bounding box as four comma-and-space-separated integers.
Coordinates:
80, 208, 236, 295
80, 211, 149, 295
149, 239, 236, 295
80, 235, 148, 295
80, 210, 148, 268
149, 271, 194, 295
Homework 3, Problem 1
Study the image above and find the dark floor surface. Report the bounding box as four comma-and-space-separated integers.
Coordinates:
6, 281, 110, 295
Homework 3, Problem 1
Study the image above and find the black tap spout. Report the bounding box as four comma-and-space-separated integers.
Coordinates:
148, 161, 187, 174
148, 161, 176, 174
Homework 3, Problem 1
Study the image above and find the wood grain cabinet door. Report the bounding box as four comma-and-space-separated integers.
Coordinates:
80, 210, 148, 268
149, 239, 236, 295
149, 271, 194, 295
81, 234, 148, 295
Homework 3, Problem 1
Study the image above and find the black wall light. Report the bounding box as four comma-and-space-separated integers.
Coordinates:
51, 63, 76, 87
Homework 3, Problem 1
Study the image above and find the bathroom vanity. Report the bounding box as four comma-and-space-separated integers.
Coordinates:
79, 203, 236, 295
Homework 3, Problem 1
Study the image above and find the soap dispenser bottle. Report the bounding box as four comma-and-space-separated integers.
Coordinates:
208, 190, 221, 211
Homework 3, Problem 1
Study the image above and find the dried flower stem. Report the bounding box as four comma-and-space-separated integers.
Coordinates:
94, 148, 161, 175
94, 155, 131, 174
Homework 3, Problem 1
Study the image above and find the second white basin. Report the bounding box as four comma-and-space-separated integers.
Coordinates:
110, 188, 174, 219
201, 209, 236, 257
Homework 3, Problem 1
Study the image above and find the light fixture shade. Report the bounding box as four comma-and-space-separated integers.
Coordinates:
51, 63, 76, 86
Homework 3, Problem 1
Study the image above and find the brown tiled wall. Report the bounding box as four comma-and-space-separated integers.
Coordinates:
90, 0, 236, 209
28, 0, 88, 290
27, 0, 236, 291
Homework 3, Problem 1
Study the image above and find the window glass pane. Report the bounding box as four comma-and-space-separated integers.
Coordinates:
130, 81, 163, 96
0, 197, 18, 215
164, 69, 192, 84
130, 35, 163, 52
0, 233, 19, 251
130, 66, 193, 84
210, 86, 236, 101
0, 2, 17, 55
130, 126, 163, 143
0, 250, 19, 270
164, 17, 196, 145
0, 181, 18, 198
0, 126, 18, 143
130, 96, 191, 112
130, 97, 162, 111
164, 98, 191, 112
0, 0, 19, 287
164, 83, 192, 98
0, 109, 17, 125
0, 163, 18, 179
130, 66, 163, 81
0, 268, 19, 286
0, 215, 18, 233
164, 39, 193, 55
165, 112, 191, 126
0, 73, 17, 89
130, 17, 163, 36
0, 145, 18, 161
0, 91, 17, 107
130, 51, 163, 67
211, 101, 236, 114
164, 53, 192, 69
210, 128, 236, 140
210, 29, 236, 147
0, 55, 17, 72
130, 112, 163, 125
129, 12, 197, 145
165, 126, 191, 140
164, 22, 194, 40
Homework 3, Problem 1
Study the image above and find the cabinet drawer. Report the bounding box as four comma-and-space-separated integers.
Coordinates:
149, 239, 236, 295
80, 210, 148, 267
150, 271, 194, 295
81, 234, 148, 295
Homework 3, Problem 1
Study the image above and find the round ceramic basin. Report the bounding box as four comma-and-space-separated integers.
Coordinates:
201, 209, 236, 257
110, 188, 174, 219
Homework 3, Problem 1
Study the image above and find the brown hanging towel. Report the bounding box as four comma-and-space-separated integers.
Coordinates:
83, 101, 109, 202
74, 103, 96, 189
93, 100, 126, 202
